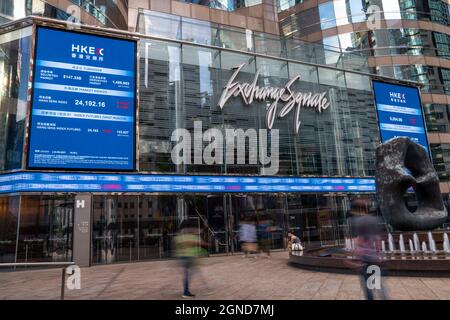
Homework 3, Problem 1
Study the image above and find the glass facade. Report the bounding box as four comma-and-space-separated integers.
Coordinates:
280, 0, 450, 32
278, 0, 450, 181
17, 195, 73, 263
2, 193, 448, 264
179, 0, 263, 11
0, 15, 449, 265
0, 195, 74, 264
431, 143, 450, 180
0, 0, 128, 30
137, 10, 370, 70
320, 28, 450, 95
72, 0, 128, 29
89, 193, 380, 264
278, 0, 303, 12
0, 27, 31, 172
138, 37, 378, 177
0, 196, 19, 263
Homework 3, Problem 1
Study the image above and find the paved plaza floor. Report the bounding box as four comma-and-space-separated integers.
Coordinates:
1, 251, 449, 300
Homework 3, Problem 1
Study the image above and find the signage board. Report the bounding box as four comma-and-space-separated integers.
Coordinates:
28, 27, 136, 170
372, 80, 429, 154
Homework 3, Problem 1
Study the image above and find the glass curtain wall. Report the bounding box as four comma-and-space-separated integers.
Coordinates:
0, 27, 31, 172
137, 10, 370, 72
92, 194, 182, 264
0, 195, 73, 264
90, 193, 381, 264
139, 39, 379, 177
0, 189, 444, 265
16, 195, 74, 263
0, 195, 19, 262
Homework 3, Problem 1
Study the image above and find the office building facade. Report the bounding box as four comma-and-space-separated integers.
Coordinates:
278, 0, 450, 183
0, 1, 448, 267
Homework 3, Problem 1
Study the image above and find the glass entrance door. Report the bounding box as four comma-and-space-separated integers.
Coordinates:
92, 195, 139, 264
17, 195, 74, 263
138, 195, 178, 260
228, 194, 287, 254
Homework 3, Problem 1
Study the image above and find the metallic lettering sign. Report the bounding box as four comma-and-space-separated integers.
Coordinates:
28, 27, 136, 170
218, 63, 330, 133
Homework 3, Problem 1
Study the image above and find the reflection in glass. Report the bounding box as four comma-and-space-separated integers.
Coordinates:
334, 0, 350, 26
182, 45, 223, 174
92, 196, 138, 264
139, 40, 181, 173
92, 195, 184, 264
181, 17, 220, 46
0, 27, 31, 172
0, 196, 19, 263
431, 144, 450, 181
254, 32, 285, 58
349, 0, 366, 23
17, 195, 73, 263
220, 26, 250, 51
257, 57, 294, 175
286, 194, 378, 248
382, 0, 401, 20
319, 2, 337, 29
138, 11, 181, 40
220, 51, 260, 174
139, 195, 179, 260
424, 104, 450, 134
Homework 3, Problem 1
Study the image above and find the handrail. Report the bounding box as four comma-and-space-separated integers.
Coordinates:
186, 199, 227, 247
0, 262, 75, 268
0, 262, 75, 300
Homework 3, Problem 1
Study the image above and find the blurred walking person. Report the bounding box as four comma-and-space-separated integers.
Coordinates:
173, 219, 206, 298
257, 216, 272, 257
347, 208, 387, 300
239, 217, 257, 257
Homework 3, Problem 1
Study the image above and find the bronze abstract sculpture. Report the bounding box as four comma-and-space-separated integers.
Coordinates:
375, 137, 448, 231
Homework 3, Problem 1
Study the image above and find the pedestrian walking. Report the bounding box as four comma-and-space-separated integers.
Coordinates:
173, 219, 207, 298
257, 216, 272, 257
239, 217, 258, 257
346, 210, 387, 300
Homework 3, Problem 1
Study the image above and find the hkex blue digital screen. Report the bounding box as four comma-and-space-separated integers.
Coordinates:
28, 27, 136, 170
373, 80, 430, 154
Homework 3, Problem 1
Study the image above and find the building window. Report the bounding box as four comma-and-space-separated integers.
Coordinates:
431, 144, 450, 181
319, 2, 337, 30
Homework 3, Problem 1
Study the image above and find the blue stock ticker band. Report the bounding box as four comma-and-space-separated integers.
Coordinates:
0, 172, 376, 194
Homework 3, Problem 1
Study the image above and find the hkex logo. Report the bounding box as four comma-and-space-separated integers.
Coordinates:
389, 91, 406, 104
71, 44, 104, 56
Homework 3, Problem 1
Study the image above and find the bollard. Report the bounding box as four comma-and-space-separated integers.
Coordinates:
60, 267, 66, 300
